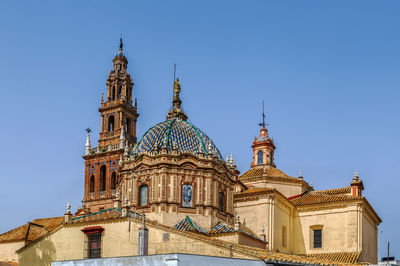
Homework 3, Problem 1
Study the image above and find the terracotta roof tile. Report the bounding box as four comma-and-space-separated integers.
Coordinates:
239, 167, 288, 180
314, 187, 352, 195
31, 217, 64, 231
238, 167, 311, 189
291, 191, 361, 206
0, 217, 63, 243
307, 251, 361, 264
0, 224, 30, 243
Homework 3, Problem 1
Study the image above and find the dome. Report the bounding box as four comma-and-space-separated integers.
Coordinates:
135, 118, 223, 160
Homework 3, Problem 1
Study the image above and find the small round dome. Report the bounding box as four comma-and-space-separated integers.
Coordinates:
135, 119, 223, 160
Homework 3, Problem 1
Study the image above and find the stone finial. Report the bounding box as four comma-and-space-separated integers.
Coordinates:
120, 128, 126, 149
208, 142, 213, 154
121, 196, 129, 217
85, 128, 92, 155
260, 225, 267, 243
172, 141, 178, 150
309, 181, 313, 187
351, 170, 364, 196
353, 171, 359, 181
299, 169, 303, 179
234, 214, 241, 231
198, 144, 204, 155
229, 153, 235, 167
101, 93, 104, 103
64, 201, 72, 223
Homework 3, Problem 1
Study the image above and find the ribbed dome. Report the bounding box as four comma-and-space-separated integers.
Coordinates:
135, 119, 223, 160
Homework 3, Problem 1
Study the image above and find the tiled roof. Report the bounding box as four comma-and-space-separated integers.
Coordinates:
0, 217, 63, 243
239, 167, 310, 189
230, 244, 359, 265
174, 216, 267, 243
239, 167, 288, 180
174, 216, 209, 234
291, 191, 361, 206
31, 217, 64, 231
314, 187, 352, 195
134, 119, 223, 160
307, 251, 361, 264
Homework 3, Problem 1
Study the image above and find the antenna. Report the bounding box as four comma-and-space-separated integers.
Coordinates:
258, 100, 267, 128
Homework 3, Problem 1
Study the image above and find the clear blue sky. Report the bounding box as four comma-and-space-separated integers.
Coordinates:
0, 0, 398, 258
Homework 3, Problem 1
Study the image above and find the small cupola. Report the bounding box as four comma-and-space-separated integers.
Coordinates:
251, 101, 276, 168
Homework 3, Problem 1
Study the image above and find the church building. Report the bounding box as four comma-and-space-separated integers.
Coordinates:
0, 40, 381, 266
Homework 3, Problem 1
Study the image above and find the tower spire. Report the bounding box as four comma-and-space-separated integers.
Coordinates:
166, 64, 188, 121
258, 100, 267, 129
117, 36, 124, 56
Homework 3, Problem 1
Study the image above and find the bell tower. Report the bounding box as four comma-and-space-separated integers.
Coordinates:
82, 38, 139, 212
99, 38, 138, 146
251, 101, 276, 168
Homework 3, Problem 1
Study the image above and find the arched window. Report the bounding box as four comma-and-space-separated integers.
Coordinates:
112, 86, 116, 100
89, 175, 95, 193
139, 185, 148, 207
100, 165, 106, 192
257, 150, 263, 165
126, 118, 131, 135
111, 172, 117, 190
219, 192, 225, 212
117, 86, 121, 99
182, 184, 193, 208
108, 115, 115, 132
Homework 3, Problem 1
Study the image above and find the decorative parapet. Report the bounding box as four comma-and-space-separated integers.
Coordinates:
87, 143, 121, 155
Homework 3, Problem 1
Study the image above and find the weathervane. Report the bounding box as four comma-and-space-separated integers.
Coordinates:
85, 128, 92, 134
258, 100, 267, 129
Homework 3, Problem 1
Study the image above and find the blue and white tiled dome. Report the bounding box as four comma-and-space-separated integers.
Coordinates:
134, 118, 223, 160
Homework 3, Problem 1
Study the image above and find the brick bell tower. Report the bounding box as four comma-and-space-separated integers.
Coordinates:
82, 38, 139, 212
